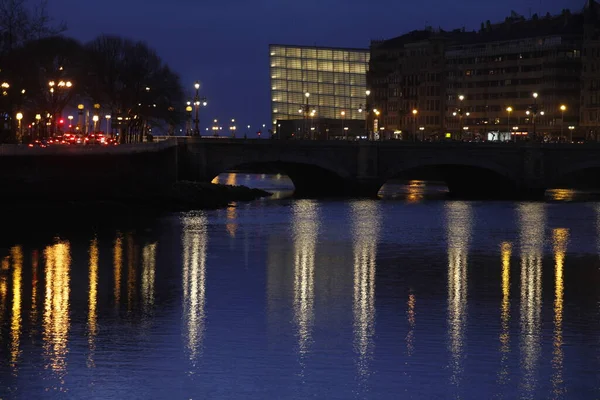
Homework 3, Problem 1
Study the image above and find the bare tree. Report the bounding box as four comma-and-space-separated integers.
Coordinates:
85, 35, 184, 143
0, 0, 65, 54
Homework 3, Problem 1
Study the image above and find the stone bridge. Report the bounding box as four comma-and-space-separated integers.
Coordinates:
177, 138, 600, 198
1, 138, 599, 201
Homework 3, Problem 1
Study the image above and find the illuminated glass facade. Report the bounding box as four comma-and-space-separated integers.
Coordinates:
269, 44, 370, 124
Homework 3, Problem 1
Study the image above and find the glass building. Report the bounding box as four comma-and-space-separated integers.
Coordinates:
269, 44, 370, 127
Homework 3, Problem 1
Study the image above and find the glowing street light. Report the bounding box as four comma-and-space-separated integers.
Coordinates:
412, 109, 418, 142
506, 106, 514, 142
560, 104, 567, 138
568, 125, 575, 143
16, 112, 23, 142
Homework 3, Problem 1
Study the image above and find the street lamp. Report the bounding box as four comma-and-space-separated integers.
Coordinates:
193, 81, 202, 135
16, 112, 23, 143
560, 104, 566, 140
92, 115, 99, 132
506, 106, 513, 142
364, 89, 371, 137
77, 104, 84, 132
105, 115, 111, 135
532, 92, 539, 140
185, 103, 193, 135
372, 109, 380, 140
568, 125, 575, 143
67, 115, 73, 131
412, 109, 418, 142
35, 114, 41, 139
341, 110, 346, 139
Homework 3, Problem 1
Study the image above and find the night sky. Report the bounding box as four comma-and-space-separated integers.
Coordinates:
49, 0, 575, 135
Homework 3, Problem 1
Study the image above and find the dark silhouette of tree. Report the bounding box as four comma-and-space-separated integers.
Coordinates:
0, 0, 65, 55
85, 35, 184, 143
9, 36, 86, 135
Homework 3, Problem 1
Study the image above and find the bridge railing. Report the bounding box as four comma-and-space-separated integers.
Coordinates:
0, 138, 178, 156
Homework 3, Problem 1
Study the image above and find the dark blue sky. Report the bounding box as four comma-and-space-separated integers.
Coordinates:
50, 0, 575, 134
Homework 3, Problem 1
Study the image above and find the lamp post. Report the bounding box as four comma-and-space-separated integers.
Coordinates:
532, 92, 538, 140
67, 115, 73, 132
568, 125, 575, 143
212, 119, 219, 137
364, 90, 371, 136
185, 102, 192, 135
105, 115, 111, 136
560, 104, 566, 140
506, 106, 513, 142
92, 103, 100, 134
16, 112, 22, 143
341, 110, 346, 139
193, 81, 200, 135
77, 104, 84, 133
230, 118, 236, 137
303, 92, 310, 138
35, 114, 41, 139
412, 109, 418, 142
419, 126, 425, 141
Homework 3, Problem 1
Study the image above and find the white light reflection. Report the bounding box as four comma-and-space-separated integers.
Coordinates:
43, 241, 71, 391
445, 201, 472, 389
10, 246, 23, 373
182, 213, 208, 364
351, 200, 381, 380
87, 238, 98, 368
517, 203, 545, 397
497, 242, 512, 387
291, 200, 319, 358
552, 228, 569, 398
142, 242, 157, 313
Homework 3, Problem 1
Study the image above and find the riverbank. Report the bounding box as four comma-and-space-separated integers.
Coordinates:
145, 180, 273, 210
0, 180, 273, 212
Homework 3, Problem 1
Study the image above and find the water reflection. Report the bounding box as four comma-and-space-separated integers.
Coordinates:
547, 189, 576, 202
10, 246, 23, 373
30, 250, 39, 331
406, 292, 416, 357
497, 242, 512, 387
291, 200, 319, 356
351, 200, 381, 379
43, 240, 71, 390
445, 201, 473, 388
406, 180, 426, 203
518, 203, 545, 397
87, 238, 98, 368
552, 228, 569, 398
142, 242, 157, 313
226, 206, 238, 238
0, 256, 8, 324
182, 213, 208, 364
113, 233, 123, 307
127, 234, 136, 313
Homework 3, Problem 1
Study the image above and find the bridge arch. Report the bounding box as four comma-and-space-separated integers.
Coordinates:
382, 158, 520, 198
550, 160, 600, 189
209, 156, 355, 197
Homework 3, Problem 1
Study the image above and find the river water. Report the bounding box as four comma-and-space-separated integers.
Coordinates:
0, 174, 599, 399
